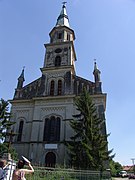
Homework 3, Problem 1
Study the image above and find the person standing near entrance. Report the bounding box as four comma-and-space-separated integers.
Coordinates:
12, 159, 34, 180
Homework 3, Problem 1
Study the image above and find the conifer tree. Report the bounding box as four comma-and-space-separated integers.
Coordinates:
66, 88, 114, 170
0, 99, 13, 141
0, 99, 17, 158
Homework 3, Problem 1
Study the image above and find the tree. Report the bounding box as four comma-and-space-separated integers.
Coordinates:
0, 142, 18, 160
0, 98, 17, 159
66, 88, 114, 170
0, 99, 13, 141
109, 160, 122, 176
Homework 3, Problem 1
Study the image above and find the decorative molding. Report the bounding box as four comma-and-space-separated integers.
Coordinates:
47, 71, 66, 78
31, 120, 43, 122
41, 106, 65, 112
16, 110, 29, 114
16, 110, 29, 122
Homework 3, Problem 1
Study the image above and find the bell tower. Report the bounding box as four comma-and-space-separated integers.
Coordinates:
42, 3, 76, 70
41, 3, 76, 96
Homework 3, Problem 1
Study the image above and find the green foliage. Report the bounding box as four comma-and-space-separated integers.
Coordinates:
66, 88, 114, 170
0, 98, 18, 159
26, 169, 77, 180
0, 142, 18, 160
109, 160, 122, 176
0, 99, 15, 141
25, 168, 111, 180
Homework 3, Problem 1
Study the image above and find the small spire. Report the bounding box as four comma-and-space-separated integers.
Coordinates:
56, 3, 70, 27
93, 60, 101, 82
94, 59, 98, 70
17, 67, 25, 89
18, 66, 25, 81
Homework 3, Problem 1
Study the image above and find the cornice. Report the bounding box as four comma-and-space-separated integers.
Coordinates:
9, 94, 76, 104
40, 65, 75, 74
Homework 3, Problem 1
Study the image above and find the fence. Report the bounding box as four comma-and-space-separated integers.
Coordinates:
3, 159, 16, 180
25, 167, 112, 180
4, 162, 111, 180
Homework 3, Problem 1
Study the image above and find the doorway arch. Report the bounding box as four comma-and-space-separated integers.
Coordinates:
45, 152, 56, 167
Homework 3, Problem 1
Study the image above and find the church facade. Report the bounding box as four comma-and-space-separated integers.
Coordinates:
10, 4, 107, 167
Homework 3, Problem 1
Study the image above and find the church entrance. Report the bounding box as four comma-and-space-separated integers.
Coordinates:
45, 152, 56, 167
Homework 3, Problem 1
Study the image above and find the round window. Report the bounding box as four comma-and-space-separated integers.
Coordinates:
55, 48, 62, 53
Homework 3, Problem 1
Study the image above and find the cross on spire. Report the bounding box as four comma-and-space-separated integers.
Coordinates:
62, 1, 67, 6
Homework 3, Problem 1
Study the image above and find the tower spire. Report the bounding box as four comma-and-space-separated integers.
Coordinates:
56, 2, 70, 27
17, 67, 25, 89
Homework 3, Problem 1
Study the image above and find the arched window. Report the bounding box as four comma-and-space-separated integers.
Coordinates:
67, 33, 70, 41
58, 33, 62, 39
58, 80, 62, 95
43, 116, 60, 142
17, 120, 24, 141
56, 117, 60, 141
55, 56, 61, 67
43, 118, 49, 141
50, 80, 55, 96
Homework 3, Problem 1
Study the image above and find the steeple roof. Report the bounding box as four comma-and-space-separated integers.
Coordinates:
93, 62, 101, 74
18, 67, 25, 82
56, 3, 70, 28
16, 67, 25, 90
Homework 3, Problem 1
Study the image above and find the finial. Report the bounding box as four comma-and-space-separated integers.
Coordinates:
62, 1, 67, 5
23, 66, 25, 70
94, 59, 97, 70
62, 1, 67, 6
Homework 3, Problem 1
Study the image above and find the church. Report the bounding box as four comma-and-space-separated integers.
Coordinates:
10, 4, 107, 167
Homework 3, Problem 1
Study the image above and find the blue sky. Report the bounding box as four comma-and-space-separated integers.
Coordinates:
1, 0, 135, 166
